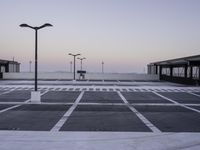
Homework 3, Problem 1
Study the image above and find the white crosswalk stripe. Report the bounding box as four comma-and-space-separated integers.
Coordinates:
0, 85, 200, 93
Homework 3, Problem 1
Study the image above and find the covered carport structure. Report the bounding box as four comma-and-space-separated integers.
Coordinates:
0, 59, 20, 79
148, 55, 200, 85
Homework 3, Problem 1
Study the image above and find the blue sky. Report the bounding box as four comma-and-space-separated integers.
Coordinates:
0, 0, 200, 73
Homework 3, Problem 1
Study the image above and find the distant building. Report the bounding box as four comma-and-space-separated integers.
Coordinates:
148, 55, 200, 85
0, 59, 20, 78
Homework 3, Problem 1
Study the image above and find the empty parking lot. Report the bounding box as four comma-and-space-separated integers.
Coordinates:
0, 83, 200, 133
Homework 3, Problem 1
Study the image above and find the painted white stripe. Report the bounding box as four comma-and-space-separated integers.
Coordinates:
0, 105, 21, 114
0, 90, 31, 114
153, 92, 200, 113
0, 101, 199, 107
51, 91, 84, 132
187, 92, 200, 98
1, 85, 200, 92
152, 92, 179, 104
0, 89, 16, 96
0, 90, 48, 113
40, 90, 49, 96
117, 91, 161, 133
186, 104, 200, 106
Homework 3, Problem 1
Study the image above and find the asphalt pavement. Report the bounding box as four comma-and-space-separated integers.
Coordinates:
0, 81, 200, 150
0, 84, 199, 132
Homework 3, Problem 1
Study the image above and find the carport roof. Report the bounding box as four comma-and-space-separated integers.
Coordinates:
149, 54, 200, 66
0, 59, 20, 65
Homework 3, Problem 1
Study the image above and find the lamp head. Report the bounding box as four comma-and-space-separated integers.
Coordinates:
19, 24, 29, 27
38, 23, 53, 29
43, 23, 53, 27
77, 57, 86, 60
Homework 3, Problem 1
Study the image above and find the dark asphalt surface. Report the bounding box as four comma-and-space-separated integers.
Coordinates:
0, 90, 31, 102
121, 92, 172, 103
190, 106, 200, 111
0, 90, 200, 132
60, 105, 151, 132
42, 91, 80, 103
0, 104, 70, 131
158, 92, 200, 104
0, 90, 6, 94
135, 105, 200, 132
80, 91, 123, 103
0, 104, 14, 110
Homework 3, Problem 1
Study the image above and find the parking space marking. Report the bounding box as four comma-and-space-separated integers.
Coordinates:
117, 91, 161, 133
0, 105, 21, 114
0, 90, 49, 113
0, 102, 199, 106
188, 92, 200, 98
0, 88, 17, 96
153, 92, 200, 113
40, 90, 49, 96
51, 91, 84, 132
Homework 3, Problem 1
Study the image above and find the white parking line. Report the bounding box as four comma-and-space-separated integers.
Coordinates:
51, 91, 84, 132
187, 92, 200, 98
117, 91, 161, 133
0, 90, 49, 114
153, 92, 200, 113
0, 105, 21, 114
0, 88, 16, 96
41, 90, 49, 96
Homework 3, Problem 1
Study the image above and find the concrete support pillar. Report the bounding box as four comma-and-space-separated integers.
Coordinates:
199, 66, 200, 80
190, 66, 193, 79
170, 66, 173, 77
159, 66, 162, 80
184, 65, 187, 78
5, 64, 9, 72
155, 65, 158, 74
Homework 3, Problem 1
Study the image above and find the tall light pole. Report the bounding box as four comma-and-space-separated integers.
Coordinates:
77, 57, 86, 71
70, 61, 72, 73
20, 23, 52, 91
68, 53, 81, 80
29, 61, 32, 72
102, 61, 104, 73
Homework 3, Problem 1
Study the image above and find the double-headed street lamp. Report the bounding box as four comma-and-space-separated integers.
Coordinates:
20, 23, 53, 92
77, 57, 86, 71
68, 53, 81, 80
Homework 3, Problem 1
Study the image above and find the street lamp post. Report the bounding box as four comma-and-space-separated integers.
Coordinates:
77, 57, 86, 71
68, 53, 81, 80
29, 61, 32, 72
20, 23, 52, 92
70, 61, 72, 73
102, 61, 104, 73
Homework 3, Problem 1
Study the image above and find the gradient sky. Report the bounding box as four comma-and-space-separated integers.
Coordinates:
0, 0, 200, 73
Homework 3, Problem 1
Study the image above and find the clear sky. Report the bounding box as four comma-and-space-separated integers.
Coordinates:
0, 0, 200, 73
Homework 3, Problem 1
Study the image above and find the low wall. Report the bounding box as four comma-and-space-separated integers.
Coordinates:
2, 72, 159, 81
